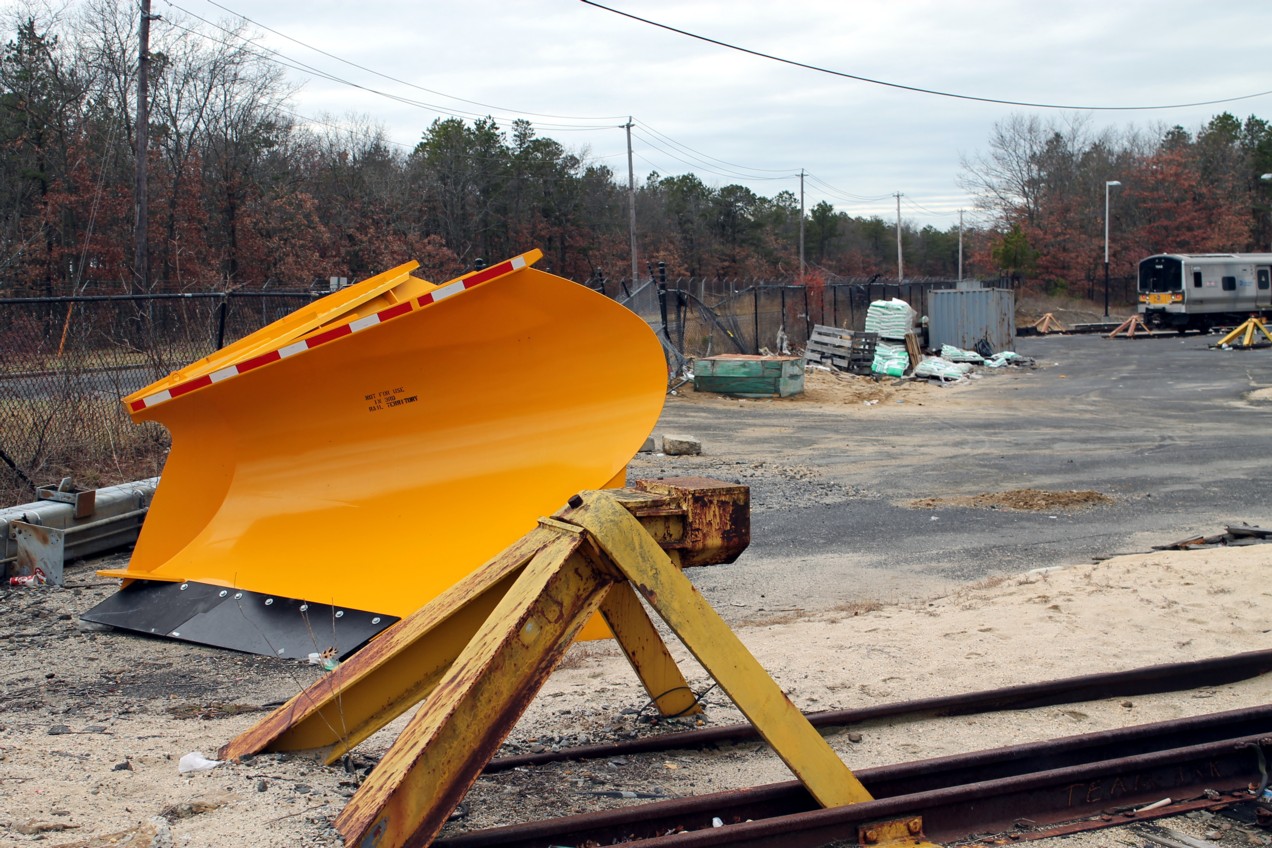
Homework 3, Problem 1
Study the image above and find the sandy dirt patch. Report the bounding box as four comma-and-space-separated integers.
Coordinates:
906, 488, 1115, 512
3, 539, 1271, 847
676, 364, 1021, 409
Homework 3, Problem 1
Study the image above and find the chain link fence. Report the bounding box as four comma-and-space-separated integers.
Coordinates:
0, 291, 316, 506
2, 273, 1033, 508
621, 277, 1010, 364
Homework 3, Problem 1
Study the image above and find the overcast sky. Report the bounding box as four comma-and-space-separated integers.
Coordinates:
162, 0, 1272, 229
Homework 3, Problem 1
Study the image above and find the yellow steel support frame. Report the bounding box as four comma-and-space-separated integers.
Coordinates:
599, 581, 701, 717
225, 488, 867, 848
1216, 316, 1272, 348
336, 528, 615, 848
219, 480, 745, 765
564, 492, 871, 809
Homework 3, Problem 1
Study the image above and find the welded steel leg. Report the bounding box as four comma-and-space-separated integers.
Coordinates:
600, 581, 701, 717
335, 533, 617, 848
566, 492, 873, 808
220, 521, 580, 764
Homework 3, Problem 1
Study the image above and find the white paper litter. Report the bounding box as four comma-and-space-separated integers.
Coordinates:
178, 751, 224, 774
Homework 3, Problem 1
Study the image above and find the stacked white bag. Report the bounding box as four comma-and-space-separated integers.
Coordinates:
863, 298, 916, 341
866, 298, 916, 375
872, 341, 909, 376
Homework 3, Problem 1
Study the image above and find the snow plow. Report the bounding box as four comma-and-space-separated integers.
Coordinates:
81, 250, 667, 658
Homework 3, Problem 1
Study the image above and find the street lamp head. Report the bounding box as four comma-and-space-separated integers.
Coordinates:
1262, 173, 1272, 181
1106, 180, 1122, 188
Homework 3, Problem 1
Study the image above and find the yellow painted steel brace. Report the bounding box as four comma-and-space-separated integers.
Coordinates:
1216, 316, 1272, 348
223, 481, 873, 848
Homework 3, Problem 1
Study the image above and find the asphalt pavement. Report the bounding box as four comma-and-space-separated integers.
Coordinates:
644, 332, 1272, 619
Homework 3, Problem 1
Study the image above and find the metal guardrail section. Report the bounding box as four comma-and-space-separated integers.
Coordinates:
0, 478, 157, 584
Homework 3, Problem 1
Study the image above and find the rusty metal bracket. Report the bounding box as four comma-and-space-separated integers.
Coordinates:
859, 816, 939, 848
12, 521, 65, 586
223, 479, 873, 848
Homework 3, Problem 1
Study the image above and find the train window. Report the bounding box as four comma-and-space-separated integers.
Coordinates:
1193, 271, 1202, 288
1259, 269, 1270, 290
1139, 256, 1182, 292
1222, 276, 1237, 291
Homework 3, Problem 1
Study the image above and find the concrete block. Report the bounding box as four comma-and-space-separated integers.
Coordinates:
638, 435, 657, 453
662, 434, 702, 456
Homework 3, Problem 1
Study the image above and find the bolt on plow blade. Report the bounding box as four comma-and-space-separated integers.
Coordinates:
82, 251, 667, 658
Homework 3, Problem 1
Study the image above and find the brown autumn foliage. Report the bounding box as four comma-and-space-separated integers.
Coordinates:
0, 9, 1269, 299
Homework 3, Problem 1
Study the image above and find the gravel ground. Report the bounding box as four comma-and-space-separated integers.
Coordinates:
3, 333, 1272, 848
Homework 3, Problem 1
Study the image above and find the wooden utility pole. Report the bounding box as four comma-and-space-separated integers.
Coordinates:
798, 169, 805, 281
894, 192, 903, 282
133, 0, 152, 293
625, 118, 637, 292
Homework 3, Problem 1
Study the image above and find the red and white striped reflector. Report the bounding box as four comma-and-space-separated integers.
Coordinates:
127, 254, 530, 413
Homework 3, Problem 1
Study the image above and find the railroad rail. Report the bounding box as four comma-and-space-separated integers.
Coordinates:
485, 648, 1272, 774
438, 705, 1272, 848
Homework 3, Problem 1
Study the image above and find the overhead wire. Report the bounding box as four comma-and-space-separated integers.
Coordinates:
580, 0, 1272, 112
633, 119, 796, 175
804, 173, 893, 203
202, 0, 631, 123
167, 1, 863, 197
902, 196, 956, 217
163, 1, 626, 133
163, 1, 961, 219
631, 128, 792, 182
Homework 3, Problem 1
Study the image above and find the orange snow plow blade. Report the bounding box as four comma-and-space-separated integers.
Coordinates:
82, 251, 666, 658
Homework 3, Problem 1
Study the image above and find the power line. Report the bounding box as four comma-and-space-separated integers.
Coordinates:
163, 1, 625, 133
201, 0, 631, 124
160, 0, 961, 221
634, 119, 796, 175
902, 196, 956, 217
580, 0, 1272, 112
804, 173, 893, 203
631, 129, 791, 182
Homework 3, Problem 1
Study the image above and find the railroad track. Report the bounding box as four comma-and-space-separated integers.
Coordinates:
485, 649, 1272, 774
435, 653, 1272, 847
439, 705, 1271, 848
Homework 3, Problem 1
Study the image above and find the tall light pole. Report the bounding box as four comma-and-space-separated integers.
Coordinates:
1261, 173, 1272, 252
1104, 180, 1121, 318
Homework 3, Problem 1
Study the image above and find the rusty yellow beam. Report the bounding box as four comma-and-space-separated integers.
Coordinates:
600, 581, 701, 717
222, 481, 772, 848
565, 491, 873, 808
1216, 317, 1272, 348
222, 482, 747, 764
335, 530, 617, 848
220, 521, 576, 763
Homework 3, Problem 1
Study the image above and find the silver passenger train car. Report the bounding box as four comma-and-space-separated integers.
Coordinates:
1138, 253, 1272, 331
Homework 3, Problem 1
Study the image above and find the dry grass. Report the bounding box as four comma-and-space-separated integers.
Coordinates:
0, 394, 168, 506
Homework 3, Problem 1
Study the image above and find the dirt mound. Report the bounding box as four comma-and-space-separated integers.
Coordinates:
674, 367, 940, 407
907, 488, 1113, 512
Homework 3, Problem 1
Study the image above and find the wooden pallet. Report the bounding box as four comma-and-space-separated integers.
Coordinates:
804, 325, 877, 375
